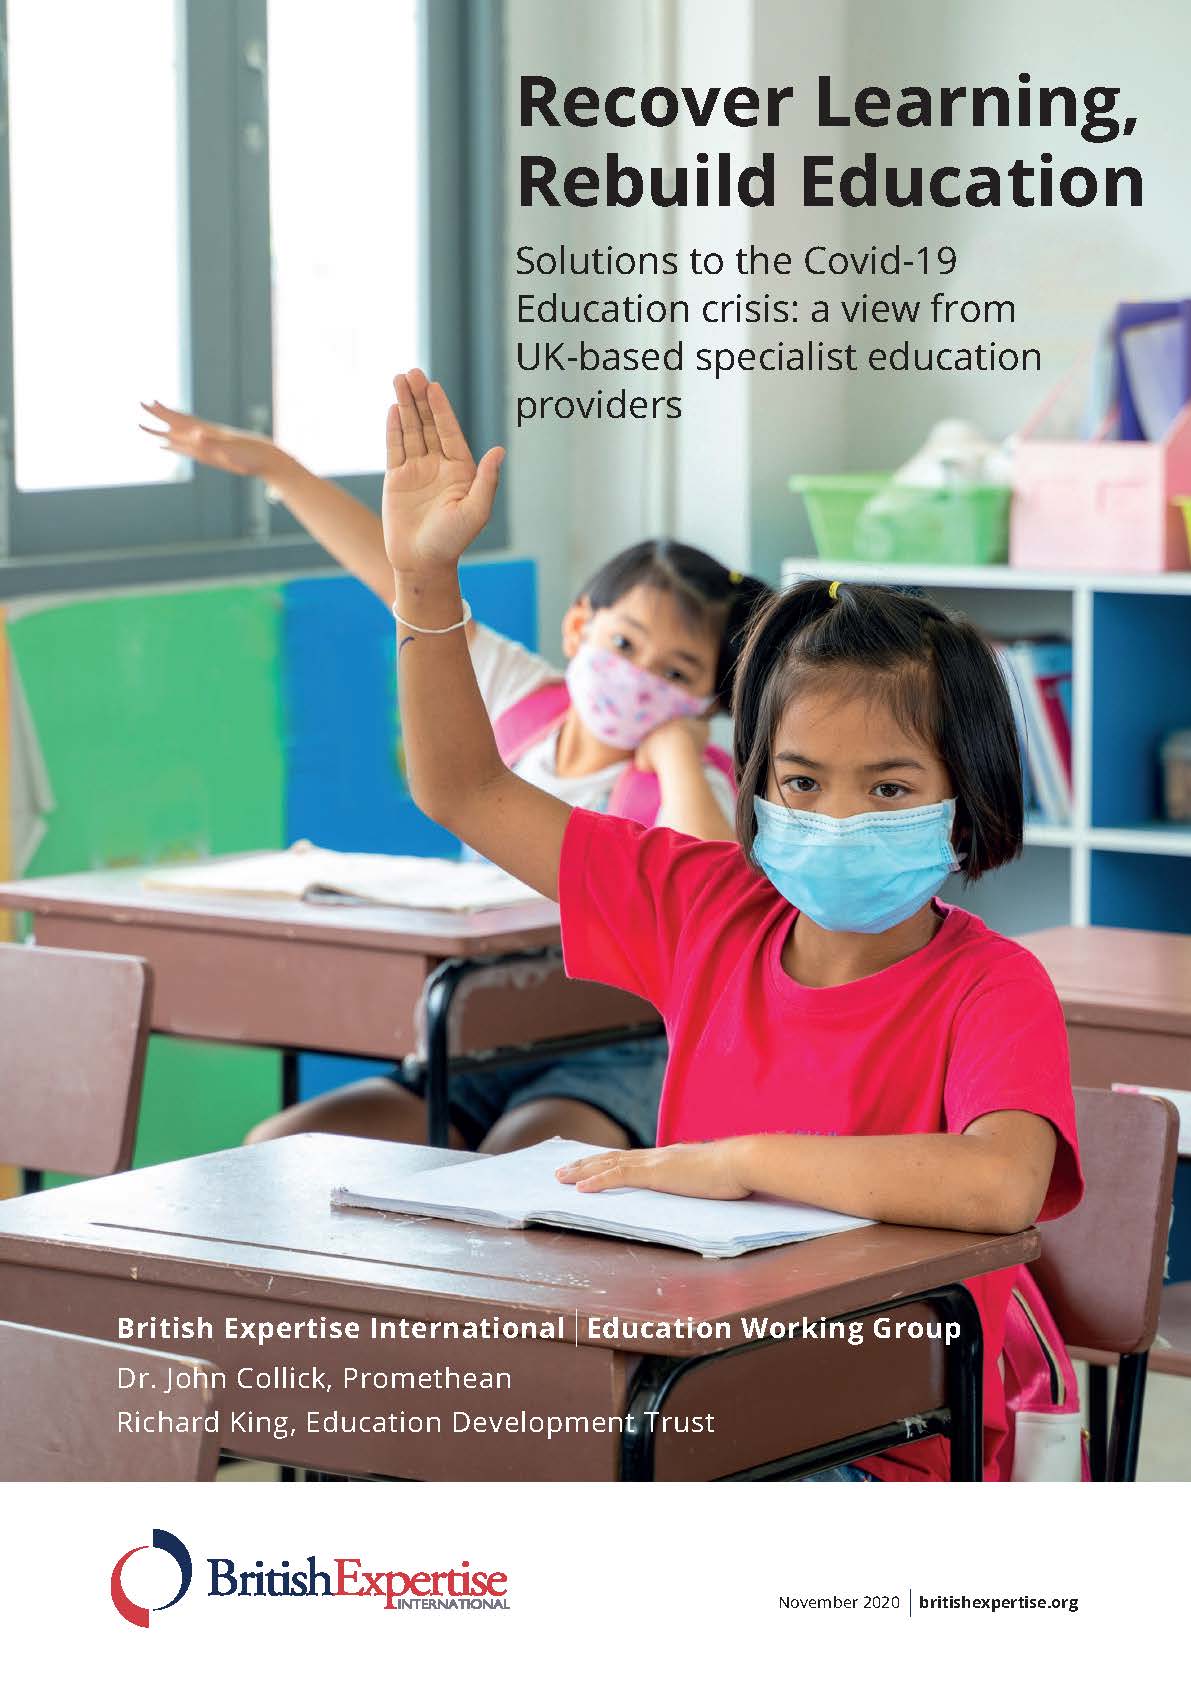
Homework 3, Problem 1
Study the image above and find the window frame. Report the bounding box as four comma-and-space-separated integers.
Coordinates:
0, 0, 505, 594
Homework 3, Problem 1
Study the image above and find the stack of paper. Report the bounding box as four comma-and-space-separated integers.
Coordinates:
331, 1138, 874, 1260
142, 843, 544, 913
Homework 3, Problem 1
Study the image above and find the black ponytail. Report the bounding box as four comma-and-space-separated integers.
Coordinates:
716, 570, 774, 711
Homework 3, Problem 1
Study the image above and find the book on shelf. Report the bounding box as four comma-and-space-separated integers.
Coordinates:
1112, 299, 1191, 442
993, 639, 1074, 826
331, 1137, 874, 1260
994, 642, 1038, 816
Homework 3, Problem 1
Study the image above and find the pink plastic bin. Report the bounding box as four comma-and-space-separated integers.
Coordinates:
1010, 379, 1191, 574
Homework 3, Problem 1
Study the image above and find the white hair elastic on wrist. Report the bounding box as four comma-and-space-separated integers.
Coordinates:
391, 598, 472, 635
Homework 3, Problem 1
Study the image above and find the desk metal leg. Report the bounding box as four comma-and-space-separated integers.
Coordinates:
422, 960, 465, 1149
281, 1051, 301, 1112
1087, 1363, 1108, 1480
419, 949, 666, 1151
937, 1282, 983, 1482
620, 1284, 984, 1483
1107, 1351, 1148, 1482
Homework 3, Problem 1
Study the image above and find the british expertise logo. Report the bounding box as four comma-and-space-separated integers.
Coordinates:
110, 1528, 194, 1629
109, 1530, 508, 1626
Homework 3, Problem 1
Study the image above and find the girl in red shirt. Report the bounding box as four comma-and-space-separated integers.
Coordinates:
144, 386, 768, 1155
383, 372, 1082, 1482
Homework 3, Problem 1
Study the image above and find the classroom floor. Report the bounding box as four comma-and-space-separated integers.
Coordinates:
1123, 1370, 1191, 1481
215, 1368, 1191, 1483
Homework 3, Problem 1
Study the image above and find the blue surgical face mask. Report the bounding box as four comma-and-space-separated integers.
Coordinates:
751, 795, 962, 934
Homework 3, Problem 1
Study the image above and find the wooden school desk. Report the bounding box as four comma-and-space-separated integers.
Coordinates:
0, 1136, 1038, 1482
0, 867, 660, 1145
1016, 925, 1191, 1093
1018, 924, 1191, 1377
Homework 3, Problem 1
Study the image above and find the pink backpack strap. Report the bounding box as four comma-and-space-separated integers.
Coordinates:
608, 743, 737, 826
704, 743, 735, 786
608, 767, 663, 825
492, 682, 571, 767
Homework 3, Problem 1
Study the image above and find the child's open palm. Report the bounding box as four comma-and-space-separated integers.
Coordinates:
384, 369, 504, 573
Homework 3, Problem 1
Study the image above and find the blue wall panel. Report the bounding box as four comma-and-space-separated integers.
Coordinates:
1168, 1163, 1191, 1283
282, 560, 537, 856
1089, 851, 1191, 936
1091, 593, 1191, 828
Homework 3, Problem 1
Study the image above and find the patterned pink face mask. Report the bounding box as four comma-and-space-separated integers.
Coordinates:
564, 639, 711, 751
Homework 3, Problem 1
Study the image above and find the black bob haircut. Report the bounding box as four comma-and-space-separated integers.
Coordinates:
581, 538, 774, 712
732, 578, 1025, 882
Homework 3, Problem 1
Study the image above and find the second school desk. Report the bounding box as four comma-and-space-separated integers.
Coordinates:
0, 867, 660, 1142
1017, 923, 1191, 1369
1016, 925, 1191, 1094
0, 1137, 1038, 1481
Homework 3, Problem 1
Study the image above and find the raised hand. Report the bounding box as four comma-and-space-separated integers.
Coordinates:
383, 369, 504, 574
139, 401, 289, 481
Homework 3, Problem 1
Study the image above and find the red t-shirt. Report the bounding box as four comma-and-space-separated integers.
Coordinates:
558, 808, 1083, 1481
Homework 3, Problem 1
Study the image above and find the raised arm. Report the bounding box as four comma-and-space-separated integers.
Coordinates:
385, 369, 570, 898
141, 400, 395, 604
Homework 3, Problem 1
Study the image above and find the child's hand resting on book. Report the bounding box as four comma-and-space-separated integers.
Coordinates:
383, 368, 505, 575
557, 1142, 750, 1200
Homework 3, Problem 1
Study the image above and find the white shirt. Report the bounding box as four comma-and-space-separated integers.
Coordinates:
470, 624, 735, 826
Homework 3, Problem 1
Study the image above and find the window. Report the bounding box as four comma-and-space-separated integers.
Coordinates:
7, 0, 186, 491
0, 0, 503, 583
267, 0, 423, 477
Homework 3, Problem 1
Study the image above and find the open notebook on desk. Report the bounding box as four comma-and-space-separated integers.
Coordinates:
142, 842, 545, 913
331, 1137, 874, 1260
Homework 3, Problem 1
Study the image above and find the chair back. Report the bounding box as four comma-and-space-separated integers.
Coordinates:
0, 944, 152, 1176
0, 1319, 220, 1480
1032, 1087, 1179, 1355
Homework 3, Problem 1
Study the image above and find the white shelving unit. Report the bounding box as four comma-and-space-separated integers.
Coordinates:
780, 559, 1191, 936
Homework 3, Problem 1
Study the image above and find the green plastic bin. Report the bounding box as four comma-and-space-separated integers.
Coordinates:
790, 474, 1010, 567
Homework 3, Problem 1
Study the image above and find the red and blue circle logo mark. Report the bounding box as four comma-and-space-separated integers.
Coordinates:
111, 1528, 193, 1629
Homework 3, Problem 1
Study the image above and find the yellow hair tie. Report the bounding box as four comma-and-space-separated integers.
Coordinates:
828, 580, 841, 600
729, 569, 743, 584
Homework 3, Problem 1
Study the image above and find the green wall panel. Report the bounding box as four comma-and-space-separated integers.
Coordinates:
8, 585, 286, 1168
9, 585, 285, 871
